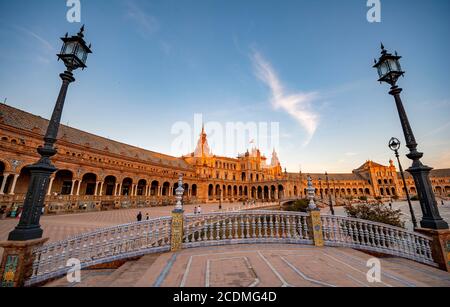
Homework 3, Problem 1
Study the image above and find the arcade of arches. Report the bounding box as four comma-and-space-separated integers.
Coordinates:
0, 104, 449, 214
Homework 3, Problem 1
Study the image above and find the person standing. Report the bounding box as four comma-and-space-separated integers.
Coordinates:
194, 206, 198, 215
137, 211, 142, 222
197, 205, 202, 215
146, 213, 149, 220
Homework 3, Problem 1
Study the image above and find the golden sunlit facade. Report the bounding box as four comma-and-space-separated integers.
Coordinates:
0, 104, 449, 215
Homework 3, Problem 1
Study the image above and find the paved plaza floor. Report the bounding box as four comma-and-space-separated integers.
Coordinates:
1, 200, 450, 287
46, 244, 450, 287
1, 200, 448, 247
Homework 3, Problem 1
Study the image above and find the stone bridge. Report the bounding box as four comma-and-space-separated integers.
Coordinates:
24, 207, 444, 286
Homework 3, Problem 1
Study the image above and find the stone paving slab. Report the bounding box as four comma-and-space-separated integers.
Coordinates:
44, 243, 450, 287
135, 244, 450, 288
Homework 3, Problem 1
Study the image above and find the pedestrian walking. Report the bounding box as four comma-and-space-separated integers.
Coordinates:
389, 203, 393, 210
146, 213, 149, 220
197, 205, 202, 215
194, 206, 198, 215
137, 211, 142, 222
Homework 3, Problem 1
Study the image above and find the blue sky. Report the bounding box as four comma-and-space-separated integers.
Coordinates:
0, 0, 449, 173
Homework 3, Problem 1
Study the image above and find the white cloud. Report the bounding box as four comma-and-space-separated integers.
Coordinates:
252, 51, 319, 145
125, 0, 159, 37
11, 25, 55, 63
422, 122, 450, 138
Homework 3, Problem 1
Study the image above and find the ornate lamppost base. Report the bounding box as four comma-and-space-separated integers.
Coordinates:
407, 163, 449, 230
8, 227, 44, 242
7, 161, 57, 241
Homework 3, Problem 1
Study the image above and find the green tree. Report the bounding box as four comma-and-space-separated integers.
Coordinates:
344, 203, 405, 228
284, 199, 309, 212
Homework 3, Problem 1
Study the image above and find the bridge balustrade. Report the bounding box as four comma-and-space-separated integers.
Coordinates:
25, 216, 172, 286
24, 209, 437, 286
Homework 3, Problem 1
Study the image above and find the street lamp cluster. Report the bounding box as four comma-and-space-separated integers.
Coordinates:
374, 44, 448, 230
5, 30, 448, 245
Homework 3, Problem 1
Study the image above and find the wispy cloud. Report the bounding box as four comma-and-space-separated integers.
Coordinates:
422, 121, 450, 138
14, 26, 54, 52
11, 25, 55, 63
125, 0, 159, 37
252, 51, 319, 145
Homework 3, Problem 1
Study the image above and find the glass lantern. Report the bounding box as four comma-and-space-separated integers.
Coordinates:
57, 26, 92, 71
373, 45, 404, 86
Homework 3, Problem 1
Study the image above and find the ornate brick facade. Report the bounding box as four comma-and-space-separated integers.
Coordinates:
0, 104, 449, 215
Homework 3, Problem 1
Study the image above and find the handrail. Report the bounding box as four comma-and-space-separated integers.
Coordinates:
26, 209, 437, 286
320, 214, 435, 266
27, 216, 172, 286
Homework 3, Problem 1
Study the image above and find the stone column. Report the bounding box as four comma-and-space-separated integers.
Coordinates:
99, 181, 104, 196
308, 210, 324, 247
76, 180, 82, 196
171, 210, 184, 252
47, 177, 55, 196
0, 173, 10, 195
70, 180, 76, 196
94, 181, 100, 196
8, 174, 20, 195
0, 238, 48, 287
171, 175, 185, 252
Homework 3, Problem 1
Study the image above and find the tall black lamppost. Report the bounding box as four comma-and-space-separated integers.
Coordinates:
389, 137, 418, 229
8, 26, 92, 241
373, 44, 448, 230
325, 172, 335, 215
